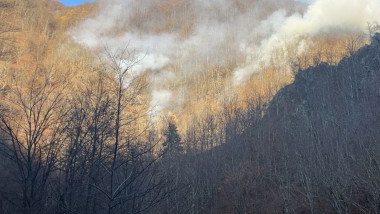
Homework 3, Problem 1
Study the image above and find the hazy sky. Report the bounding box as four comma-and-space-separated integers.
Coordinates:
57, 0, 312, 6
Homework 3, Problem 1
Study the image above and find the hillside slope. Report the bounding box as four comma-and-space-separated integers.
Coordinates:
215, 33, 380, 213
265, 33, 380, 150
0, 1, 379, 213
151, 33, 380, 214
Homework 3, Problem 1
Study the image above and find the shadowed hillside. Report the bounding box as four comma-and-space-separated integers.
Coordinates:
213, 33, 380, 213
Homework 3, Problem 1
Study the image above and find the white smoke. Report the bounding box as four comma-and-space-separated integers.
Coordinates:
70, 0, 380, 116
233, 0, 380, 85
150, 89, 172, 116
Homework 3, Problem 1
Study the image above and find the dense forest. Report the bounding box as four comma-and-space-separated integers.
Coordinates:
0, 0, 380, 213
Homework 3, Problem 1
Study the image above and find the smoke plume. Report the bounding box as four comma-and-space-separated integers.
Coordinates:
233, 0, 380, 85
70, 0, 380, 116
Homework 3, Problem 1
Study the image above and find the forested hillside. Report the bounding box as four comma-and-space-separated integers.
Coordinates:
0, 0, 379, 213
218, 33, 380, 213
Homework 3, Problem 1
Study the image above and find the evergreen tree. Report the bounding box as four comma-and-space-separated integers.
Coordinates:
162, 120, 183, 158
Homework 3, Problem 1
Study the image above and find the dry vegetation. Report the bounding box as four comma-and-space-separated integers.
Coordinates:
0, 0, 378, 213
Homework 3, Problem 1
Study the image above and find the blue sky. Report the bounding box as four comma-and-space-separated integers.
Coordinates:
57, 0, 312, 6
56, 0, 94, 6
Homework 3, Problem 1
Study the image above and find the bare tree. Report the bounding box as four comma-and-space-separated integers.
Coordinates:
55, 71, 115, 214
78, 46, 168, 214
0, 67, 67, 214
367, 22, 380, 42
